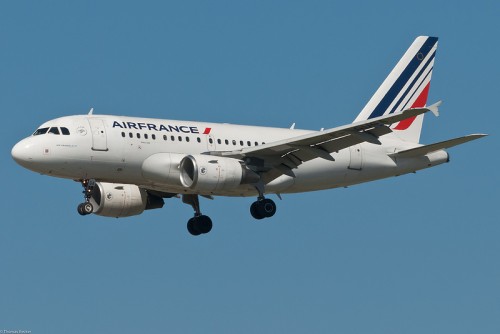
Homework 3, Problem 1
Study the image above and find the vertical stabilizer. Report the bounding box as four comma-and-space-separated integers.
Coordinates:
353, 36, 438, 143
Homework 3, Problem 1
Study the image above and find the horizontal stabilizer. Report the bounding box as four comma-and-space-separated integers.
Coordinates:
389, 134, 487, 158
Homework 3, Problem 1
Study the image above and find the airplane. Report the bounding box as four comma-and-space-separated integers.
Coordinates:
11, 36, 486, 236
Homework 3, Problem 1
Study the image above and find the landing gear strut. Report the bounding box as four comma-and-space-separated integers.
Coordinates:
249, 182, 277, 220
182, 194, 213, 236
77, 179, 95, 216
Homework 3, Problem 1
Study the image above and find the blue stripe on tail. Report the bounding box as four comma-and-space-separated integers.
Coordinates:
387, 50, 436, 114
367, 37, 438, 119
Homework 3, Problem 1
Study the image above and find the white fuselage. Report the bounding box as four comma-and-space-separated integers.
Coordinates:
12, 114, 449, 197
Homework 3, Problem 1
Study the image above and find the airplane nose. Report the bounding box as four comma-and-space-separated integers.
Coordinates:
11, 140, 33, 166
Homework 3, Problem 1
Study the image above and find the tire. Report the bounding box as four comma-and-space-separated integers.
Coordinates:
197, 215, 213, 234
83, 202, 93, 215
256, 199, 276, 218
187, 218, 202, 236
250, 202, 264, 220
77, 203, 86, 216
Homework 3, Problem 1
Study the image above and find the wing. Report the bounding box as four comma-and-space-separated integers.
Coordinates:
211, 102, 440, 180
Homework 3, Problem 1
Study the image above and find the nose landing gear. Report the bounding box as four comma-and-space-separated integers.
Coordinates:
77, 179, 95, 216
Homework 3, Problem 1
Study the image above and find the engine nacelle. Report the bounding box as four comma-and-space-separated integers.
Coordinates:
179, 155, 260, 192
89, 182, 164, 218
142, 153, 185, 186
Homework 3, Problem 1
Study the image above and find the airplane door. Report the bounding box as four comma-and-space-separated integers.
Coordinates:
348, 144, 362, 170
88, 119, 108, 151
207, 134, 216, 151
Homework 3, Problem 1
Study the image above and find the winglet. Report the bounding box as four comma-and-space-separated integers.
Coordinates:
427, 100, 442, 117
88, 108, 94, 115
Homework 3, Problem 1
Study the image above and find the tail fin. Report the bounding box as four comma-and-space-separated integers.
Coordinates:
354, 36, 438, 143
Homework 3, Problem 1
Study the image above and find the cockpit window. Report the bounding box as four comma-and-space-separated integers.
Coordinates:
48, 127, 60, 135
33, 127, 49, 136
33, 126, 70, 136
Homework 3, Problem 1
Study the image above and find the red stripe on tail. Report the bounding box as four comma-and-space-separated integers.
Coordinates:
394, 82, 431, 130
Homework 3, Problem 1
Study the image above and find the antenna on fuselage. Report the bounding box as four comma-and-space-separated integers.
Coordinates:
88, 108, 94, 115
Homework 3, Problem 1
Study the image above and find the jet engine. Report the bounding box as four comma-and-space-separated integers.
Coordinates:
89, 182, 164, 217
141, 152, 185, 186
179, 155, 260, 192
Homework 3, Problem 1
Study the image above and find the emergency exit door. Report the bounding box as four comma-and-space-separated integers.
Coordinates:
348, 144, 362, 170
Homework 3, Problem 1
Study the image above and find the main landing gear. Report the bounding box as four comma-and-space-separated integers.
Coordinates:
182, 182, 278, 236
77, 179, 95, 216
182, 194, 213, 236
182, 193, 277, 236
250, 197, 277, 220
249, 182, 277, 220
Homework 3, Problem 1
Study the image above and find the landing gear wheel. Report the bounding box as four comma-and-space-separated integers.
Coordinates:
83, 202, 93, 215
77, 203, 86, 216
260, 198, 276, 218
77, 202, 93, 216
187, 218, 202, 236
187, 215, 213, 236
250, 202, 265, 220
197, 215, 213, 234
250, 198, 277, 219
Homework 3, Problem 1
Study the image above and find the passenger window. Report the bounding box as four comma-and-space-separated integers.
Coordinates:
171, 135, 175, 141
232, 140, 236, 145
48, 127, 60, 135
186, 136, 190, 142
197, 137, 201, 143
209, 138, 213, 144
247, 141, 251, 146
33, 127, 49, 136
255, 142, 258, 146
240, 140, 243, 146
137, 133, 141, 139
61, 127, 70, 135
129, 132, 133, 138
152, 134, 156, 140
145, 134, 149, 139
217, 139, 221, 144
178, 136, 182, 142
225, 139, 229, 145
121, 132, 125, 137
163, 135, 168, 141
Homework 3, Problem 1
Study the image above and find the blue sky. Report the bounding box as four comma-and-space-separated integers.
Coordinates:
1, 1, 498, 333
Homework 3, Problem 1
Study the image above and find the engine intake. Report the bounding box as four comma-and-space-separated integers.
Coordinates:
89, 182, 164, 217
179, 155, 259, 192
